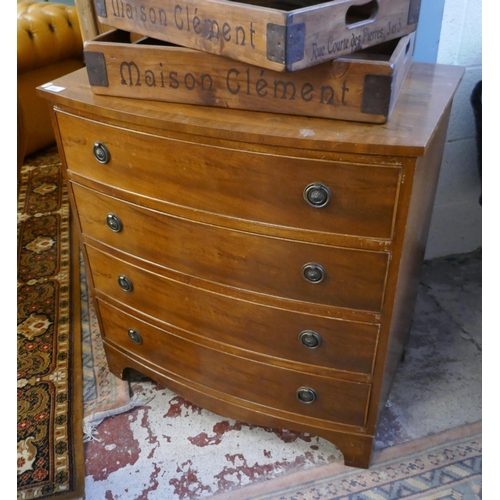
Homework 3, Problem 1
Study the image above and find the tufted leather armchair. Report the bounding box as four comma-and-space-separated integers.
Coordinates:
17, 1, 84, 173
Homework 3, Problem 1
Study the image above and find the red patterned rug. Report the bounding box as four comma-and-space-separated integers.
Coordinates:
17, 146, 84, 499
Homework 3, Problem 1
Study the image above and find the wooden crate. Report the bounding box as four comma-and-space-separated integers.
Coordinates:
84, 29, 415, 123
92, 0, 420, 72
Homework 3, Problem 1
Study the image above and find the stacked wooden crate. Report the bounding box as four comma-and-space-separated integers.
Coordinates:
83, 0, 421, 123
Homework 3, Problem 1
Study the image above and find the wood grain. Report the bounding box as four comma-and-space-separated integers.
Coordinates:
92, 0, 418, 71
39, 63, 463, 157
39, 64, 463, 469
60, 113, 402, 241
83, 30, 414, 122
75, 184, 390, 311
97, 297, 372, 427
85, 242, 383, 369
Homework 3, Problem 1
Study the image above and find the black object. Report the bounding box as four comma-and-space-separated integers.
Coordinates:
470, 80, 481, 205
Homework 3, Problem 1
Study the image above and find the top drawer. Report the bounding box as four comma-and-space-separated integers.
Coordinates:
58, 112, 401, 240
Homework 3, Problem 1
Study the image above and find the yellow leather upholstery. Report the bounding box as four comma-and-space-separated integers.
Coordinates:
17, 1, 84, 173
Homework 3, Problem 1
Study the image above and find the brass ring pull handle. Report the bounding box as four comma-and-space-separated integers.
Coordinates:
106, 213, 123, 233
303, 183, 331, 208
297, 387, 317, 404
118, 274, 133, 292
299, 330, 322, 349
127, 328, 143, 344
302, 263, 326, 284
93, 142, 111, 164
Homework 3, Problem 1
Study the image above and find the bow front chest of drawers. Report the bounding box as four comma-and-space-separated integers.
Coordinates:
39, 64, 463, 468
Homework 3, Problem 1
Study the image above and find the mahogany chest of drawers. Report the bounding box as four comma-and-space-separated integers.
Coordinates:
39, 63, 462, 468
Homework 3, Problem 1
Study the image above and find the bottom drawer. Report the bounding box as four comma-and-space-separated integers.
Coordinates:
97, 298, 371, 428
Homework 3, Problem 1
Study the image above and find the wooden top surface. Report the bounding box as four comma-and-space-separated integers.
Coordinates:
38, 62, 463, 157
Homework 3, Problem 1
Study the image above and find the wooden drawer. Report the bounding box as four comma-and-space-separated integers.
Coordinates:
76, 184, 389, 311
59, 112, 401, 240
86, 244, 379, 375
92, 0, 419, 72
97, 297, 371, 427
84, 30, 414, 124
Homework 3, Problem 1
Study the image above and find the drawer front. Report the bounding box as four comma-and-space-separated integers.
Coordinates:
59, 112, 401, 239
74, 183, 388, 311
97, 298, 371, 428
86, 245, 378, 375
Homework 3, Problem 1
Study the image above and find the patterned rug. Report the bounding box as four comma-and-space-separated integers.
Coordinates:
213, 421, 482, 499
17, 146, 84, 499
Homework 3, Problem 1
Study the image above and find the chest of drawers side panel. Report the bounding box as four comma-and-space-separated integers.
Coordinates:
364, 104, 455, 434
377, 103, 454, 428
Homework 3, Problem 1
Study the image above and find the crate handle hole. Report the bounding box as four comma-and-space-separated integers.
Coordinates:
405, 40, 411, 56
345, 0, 378, 27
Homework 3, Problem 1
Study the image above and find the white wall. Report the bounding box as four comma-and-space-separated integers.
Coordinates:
424, 0, 482, 259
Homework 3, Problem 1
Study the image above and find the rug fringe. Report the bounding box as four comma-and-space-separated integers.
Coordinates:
83, 392, 155, 443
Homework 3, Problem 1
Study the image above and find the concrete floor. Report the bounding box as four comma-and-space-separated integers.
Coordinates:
83, 249, 482, 500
